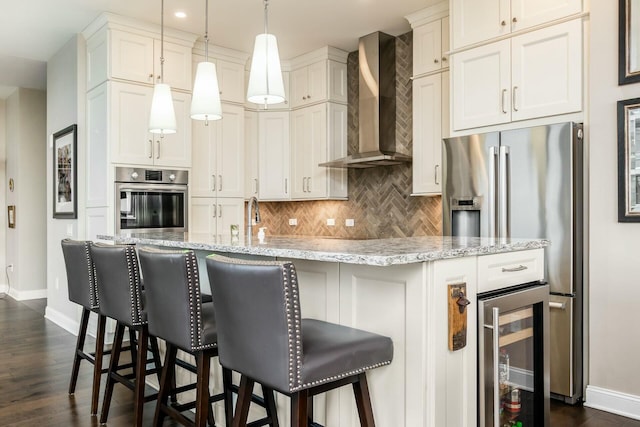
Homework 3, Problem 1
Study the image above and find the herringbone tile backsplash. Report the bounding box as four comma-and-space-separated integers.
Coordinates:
258, 32, 442, 239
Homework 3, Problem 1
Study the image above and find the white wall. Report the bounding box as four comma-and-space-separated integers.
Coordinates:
45, 34, 86, 333
0, 99, 6, 294
5, 88, 47, 300
586, 1, 640, 418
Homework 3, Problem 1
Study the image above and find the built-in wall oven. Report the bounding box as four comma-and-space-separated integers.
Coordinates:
478, 282, 550, 427
115, 167, 188, 233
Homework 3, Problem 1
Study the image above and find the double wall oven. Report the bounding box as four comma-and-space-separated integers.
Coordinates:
115, 167, 188, 233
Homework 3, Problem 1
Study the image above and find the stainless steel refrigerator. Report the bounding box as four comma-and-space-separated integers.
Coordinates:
442, 122, 584, 404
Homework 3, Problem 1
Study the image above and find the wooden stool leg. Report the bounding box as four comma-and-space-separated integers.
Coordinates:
99, 322, 125, 424
149, 334, 163, 382
195, 351, 212, 427
154, 343, 177, 427
232, 375, 255, 427
133, 325, 149, 426
69, 307, 90, 395
353, 373, 375, 427
290, 390, 309, 427
91, 313, 107, 416
262, 385, 279, 427
223, 367, 234, 427
129, 327, 138, 377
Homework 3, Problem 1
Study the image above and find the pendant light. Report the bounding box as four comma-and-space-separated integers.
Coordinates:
149, 0, 177, 134
190, 0, 222, 123
247, 0, 285, 107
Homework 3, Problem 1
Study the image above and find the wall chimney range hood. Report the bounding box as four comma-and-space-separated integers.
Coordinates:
320, 31, 411, 169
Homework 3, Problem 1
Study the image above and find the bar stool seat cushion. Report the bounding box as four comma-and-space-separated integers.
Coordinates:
300, 319, 393, 388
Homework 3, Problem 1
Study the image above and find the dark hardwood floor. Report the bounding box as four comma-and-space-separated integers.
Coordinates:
1, 296, 639, 426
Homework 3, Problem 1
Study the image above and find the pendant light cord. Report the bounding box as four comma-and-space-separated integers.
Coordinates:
263, 0, 269, 34
263, 0, 270, 108
160, 0, 165, 83
204, 0, 209, 62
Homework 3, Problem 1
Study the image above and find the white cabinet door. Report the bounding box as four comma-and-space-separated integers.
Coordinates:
510, 0, 582, 32
191, 198, 217, 235
258, 112, 290, 200
327, 103, 348, 199
154, 91, 192, 168
215, 105, 244, 198
414, 19, 444, 76
192, 104, 244, 197
452, 0, 508, 49
328, 60, 348, 104
111, 81, 191, 167
452, 40, 510, 130
216, 198, 245, 238
510, 19, 582, 121
216, 59, 245, 104
246, 71, 291, 111
291, 60, 327, 108
110, 81, 154, 165
291, 104, 327, 199
244, 111, 259, 198
154, 39, 192, 91
412, 74, 443, 195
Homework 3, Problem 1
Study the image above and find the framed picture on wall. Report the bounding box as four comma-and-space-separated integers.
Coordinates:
52, 124, 77, 219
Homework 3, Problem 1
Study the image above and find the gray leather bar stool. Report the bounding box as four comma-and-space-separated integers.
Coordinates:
61, 239, 107, 416
137, 246, 234, 427
205, 255, 394, 427
91, 242, 163, 426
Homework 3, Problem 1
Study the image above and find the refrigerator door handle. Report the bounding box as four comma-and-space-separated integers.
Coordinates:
489, 146, 499, 238
499, 146, 510, 238
491, 307, 500, 427
550, 301, 567, 310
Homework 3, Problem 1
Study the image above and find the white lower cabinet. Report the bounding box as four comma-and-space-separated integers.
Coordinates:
190, 197, 244, 239
412, 72, 449, 195
452, 19, 582, 130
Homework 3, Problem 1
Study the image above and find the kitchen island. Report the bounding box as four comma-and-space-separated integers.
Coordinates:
101, 232, 549, 427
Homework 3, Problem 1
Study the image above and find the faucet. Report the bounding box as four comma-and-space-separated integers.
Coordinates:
247, 197, 261, 237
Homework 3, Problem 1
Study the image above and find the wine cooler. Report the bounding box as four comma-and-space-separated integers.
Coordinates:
478, 282, 550, 427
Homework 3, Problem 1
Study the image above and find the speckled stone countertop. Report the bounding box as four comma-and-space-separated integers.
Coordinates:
99, 232, 549, 267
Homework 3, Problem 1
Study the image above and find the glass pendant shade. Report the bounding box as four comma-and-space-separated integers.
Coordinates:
149, 83, 177, 134
191, 61, 222, 121
247, 33, 285, 105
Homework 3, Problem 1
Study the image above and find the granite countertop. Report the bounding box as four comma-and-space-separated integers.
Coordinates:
99, 232, 549, 267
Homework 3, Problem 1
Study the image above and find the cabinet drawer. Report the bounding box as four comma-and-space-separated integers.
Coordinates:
477, 249, 544, 293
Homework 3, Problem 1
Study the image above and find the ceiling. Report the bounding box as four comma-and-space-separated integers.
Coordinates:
0, 0, 435, 98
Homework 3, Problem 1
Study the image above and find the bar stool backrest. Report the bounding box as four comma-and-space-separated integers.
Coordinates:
137, 247, 206, 351
206, 255, 300, 393
91, 243, 144, 328
61, 239, 98, 309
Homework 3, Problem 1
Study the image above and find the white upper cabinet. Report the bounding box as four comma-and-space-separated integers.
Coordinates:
451, 0, 581, 49
258, 112, 291, 200
413, 16, 450, 76
452, 20, 582, 130
290, 49, 348, 109
214, 59, 245, 104
110, 81, 191, 167
110, 29, 193, 91
191, 104, 245, 198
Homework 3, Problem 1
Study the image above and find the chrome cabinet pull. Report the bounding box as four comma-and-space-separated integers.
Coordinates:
285, 178, 288, 194
218, 204, 222, 218
156, 140, 160, 159
501, 89, 508, 114
302, 177, 307, 192
502, 264, 527, 272
512, 86, 519, 112
435, 165, 440, 185
254, 178, 259, 195
218, 175, 222, 191
212, 175, 216, 192
307, 177, 311, 192
148, 139, 153, 159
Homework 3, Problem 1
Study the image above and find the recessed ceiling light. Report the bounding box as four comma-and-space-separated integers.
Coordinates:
175, 11, 187, 18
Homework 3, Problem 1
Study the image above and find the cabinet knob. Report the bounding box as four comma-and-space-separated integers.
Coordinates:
148, 73, 154, 81
434, 58, 439, 63
512, 17, 518, 23
442, 57, 448, 62
501, 20, 506, 26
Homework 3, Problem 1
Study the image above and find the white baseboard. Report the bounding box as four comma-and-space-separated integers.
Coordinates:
585, 385, 640, 420
45, 306, 79, 336
8, 288, 47, 301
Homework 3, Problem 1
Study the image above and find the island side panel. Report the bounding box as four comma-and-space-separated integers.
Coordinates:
338, 262, 428, 427
430, 256, 479, 427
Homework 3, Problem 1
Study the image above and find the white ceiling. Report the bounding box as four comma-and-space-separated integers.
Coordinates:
0, 0, 435, 98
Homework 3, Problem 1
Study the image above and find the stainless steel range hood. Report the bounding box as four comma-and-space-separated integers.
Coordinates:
320, 31, 411, 169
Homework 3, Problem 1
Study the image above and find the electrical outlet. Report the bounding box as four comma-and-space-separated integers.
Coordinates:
289, 218, 298, 226
327, 218, 336, 226
345, 219, 355, 227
